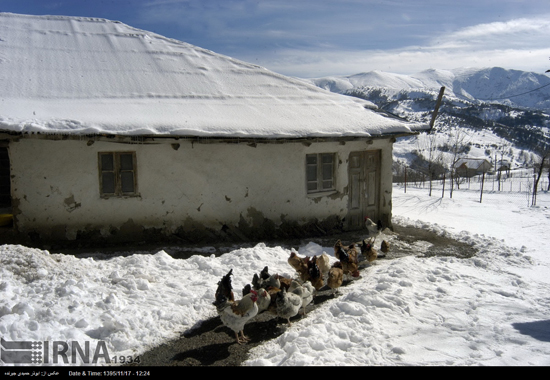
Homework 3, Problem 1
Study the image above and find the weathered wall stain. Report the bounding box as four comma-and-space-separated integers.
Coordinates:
11, 213, 347, 249
64, 195, 81, 212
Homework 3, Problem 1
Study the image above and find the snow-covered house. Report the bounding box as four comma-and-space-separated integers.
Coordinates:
454, 158, 493, 177
0, 13, 427, 246
496, 160, 511, 173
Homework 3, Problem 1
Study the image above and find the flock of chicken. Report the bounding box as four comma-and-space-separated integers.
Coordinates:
212, 220, 390, 344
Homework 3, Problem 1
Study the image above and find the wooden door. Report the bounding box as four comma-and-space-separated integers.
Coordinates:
347, 150, 380, 230
0, 147, 11, 211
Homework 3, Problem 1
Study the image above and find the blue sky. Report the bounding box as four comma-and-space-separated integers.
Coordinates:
2, 0, 550, 78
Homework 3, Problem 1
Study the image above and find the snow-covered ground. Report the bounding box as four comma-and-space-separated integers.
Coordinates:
1, 185, 549, 366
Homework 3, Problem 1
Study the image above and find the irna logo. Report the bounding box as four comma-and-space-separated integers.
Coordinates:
0, 338, 111, 364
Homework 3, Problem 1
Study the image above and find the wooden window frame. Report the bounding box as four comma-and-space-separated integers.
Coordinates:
98, 152, 138, 198
306, 153, 336, 194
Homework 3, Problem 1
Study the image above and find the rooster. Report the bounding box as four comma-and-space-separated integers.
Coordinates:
213, 269, 235, 305
213, 269, 259, 344
305, 256, 324, 290
275, 287, 302, 326
327, 262, 344, 296
365, 217, 383, 245
288, 280, 314, 315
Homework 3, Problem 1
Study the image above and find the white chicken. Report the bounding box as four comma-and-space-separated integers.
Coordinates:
213, 269, 259, 344
255, 288, 271, 314
242, 284, 271, 314
217, 290, 259, 344
364, 217, 383, 245
275, 287, 302, 326
288, 280, 314, 315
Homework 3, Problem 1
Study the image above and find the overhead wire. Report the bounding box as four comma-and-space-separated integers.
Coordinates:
479, 81, 550, 101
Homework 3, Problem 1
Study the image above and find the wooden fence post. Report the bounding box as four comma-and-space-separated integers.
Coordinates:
480, 172, 485, 203
404, 166, 407, 193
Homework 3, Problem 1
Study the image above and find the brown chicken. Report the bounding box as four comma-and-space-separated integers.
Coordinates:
315, 253, 331, 278
265, 286, 282, 315
334, 240, 360, 277
361, 238, 378, 263
327, 262, 344, 296
288, 250, 308, 280
276, 274, 293, 291
381, 240, 390, 254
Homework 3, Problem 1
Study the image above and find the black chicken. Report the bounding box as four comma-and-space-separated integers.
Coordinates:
307, 256, 324, 290
213, 269, 235, 309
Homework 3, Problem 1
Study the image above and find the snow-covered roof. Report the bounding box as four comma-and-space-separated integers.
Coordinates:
0, 13, 427, 139
454, 157, 492, 169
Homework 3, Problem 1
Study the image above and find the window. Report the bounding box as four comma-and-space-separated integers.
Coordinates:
98, 152, 138, 197
306, 153, 335, 193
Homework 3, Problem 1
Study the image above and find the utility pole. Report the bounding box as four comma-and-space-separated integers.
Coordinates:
480, 172, 485, 203
429, 86, 446, 132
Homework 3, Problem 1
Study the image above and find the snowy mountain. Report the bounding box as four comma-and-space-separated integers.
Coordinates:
306, 67, 550, 172
308, 67, 550, 111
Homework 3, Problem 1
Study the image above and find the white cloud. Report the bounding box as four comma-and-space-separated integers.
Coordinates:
431, 17, 550, 49
247, 16, 550, 78
254, 47, 550, 79
132, 1, 550, 77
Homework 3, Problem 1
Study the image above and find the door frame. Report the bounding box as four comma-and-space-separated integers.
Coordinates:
0, 144, 11, 213
347, 150, 381, 230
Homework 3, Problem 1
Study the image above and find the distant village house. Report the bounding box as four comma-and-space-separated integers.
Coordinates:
454, 158, 493, 178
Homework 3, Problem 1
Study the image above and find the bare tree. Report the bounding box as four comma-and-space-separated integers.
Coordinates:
443, 128, 471, 197
414, 129, 445, 196
532, 143, 550, 206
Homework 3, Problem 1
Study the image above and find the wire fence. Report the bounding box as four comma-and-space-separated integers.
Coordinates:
394, 168, 549, 207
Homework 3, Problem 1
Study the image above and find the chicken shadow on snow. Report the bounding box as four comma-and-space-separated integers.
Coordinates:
171, 342, 233, 365
161, 288, 344, 365
512, 320, 550, 342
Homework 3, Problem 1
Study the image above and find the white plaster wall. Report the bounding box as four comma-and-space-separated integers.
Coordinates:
8, 137, 393, 241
